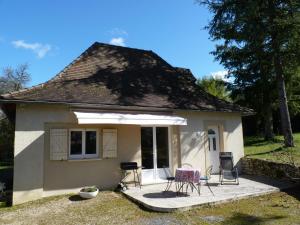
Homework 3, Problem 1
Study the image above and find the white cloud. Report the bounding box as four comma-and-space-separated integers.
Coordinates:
210, 70, 231, 82
109, 37, 126, 47
109, 28, 128, 36
12, 40, 51, 58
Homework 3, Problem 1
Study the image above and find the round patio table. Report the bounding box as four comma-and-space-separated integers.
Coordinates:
175, 168, 201, 195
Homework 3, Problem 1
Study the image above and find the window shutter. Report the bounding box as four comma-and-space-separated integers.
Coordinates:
50, 129, 68, 160
102, 129, 117, 158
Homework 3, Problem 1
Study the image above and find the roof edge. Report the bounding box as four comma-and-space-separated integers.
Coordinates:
0, 99, 253, 115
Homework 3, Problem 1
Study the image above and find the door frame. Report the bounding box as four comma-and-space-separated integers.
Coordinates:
207, 125, 221, 174
141, 125, 172, 184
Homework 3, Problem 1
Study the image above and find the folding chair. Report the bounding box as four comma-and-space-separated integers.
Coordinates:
219, 152, 239, 185
163, 166, 176, 192
197, 166, 214, 195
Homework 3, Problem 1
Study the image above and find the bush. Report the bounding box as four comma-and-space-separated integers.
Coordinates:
80, 186, 98, 192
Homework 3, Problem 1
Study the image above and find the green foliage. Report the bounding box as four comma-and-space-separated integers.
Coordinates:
80, 186, 98, 192
286, 68, 300, 116
200, 0, 300, 143
197, 76, 232, 102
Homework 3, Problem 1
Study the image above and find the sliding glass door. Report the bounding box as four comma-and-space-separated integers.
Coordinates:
141, 127, 170, 184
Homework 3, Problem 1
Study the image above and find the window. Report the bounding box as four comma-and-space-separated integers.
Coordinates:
208, 129, 217, 151
69, 129, 99, 159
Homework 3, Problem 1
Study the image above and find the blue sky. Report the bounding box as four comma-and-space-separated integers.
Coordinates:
0, 0, 226, 86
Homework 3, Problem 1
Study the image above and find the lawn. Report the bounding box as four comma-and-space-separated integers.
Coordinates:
244, 133, 300, 166
0, 188, 299, 225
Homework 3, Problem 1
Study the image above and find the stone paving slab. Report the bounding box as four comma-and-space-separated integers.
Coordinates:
122, 175, 294, 212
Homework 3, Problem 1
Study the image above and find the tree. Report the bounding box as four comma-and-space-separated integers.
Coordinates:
229, 76, 277, 139
0, 64, 30, 94
200, 0, 300, 147
285, 68, 300, 117
0, 64, 30, 163
197, 76, 231, 102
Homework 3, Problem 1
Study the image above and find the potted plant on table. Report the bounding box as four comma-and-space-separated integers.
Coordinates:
79, 186, 99, 199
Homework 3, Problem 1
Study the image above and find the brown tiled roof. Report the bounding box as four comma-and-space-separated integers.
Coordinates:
0, 42, 253, 114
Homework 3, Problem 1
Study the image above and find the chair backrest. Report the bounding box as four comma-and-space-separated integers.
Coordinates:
205, 166, 213, 179
162, 166, 172, 178
219, 152, 234, 170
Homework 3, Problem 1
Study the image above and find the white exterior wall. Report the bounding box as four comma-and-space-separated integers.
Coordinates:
13, 104, 76, 205
12, 104, 179, 205
176, 111, 244, 173
13, 104, 244, 205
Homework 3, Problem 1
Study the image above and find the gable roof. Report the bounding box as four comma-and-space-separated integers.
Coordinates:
0, 42, 253, 114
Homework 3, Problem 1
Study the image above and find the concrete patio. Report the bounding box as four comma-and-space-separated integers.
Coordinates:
122, 175, 294, 212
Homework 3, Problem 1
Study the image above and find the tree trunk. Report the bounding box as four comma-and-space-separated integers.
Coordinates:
262, 82, 274, 140
274, 55, 294, 147
263, 103, 274, 140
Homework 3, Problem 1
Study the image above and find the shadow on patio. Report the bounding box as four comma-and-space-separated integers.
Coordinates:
122, 175, 295, 212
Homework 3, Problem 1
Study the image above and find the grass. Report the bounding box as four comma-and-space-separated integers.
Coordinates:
244, 133, 300, 166
0, 161, 13, 170
0, 188, 299, 225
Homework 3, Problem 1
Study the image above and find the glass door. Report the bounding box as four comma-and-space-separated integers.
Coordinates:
156, 127, 169, 181
141, 127, 170, 184
141, 127, 155, 183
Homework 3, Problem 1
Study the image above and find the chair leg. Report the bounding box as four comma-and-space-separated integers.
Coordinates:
185, 183, 188, 194
176, 182, 183, 194
164, 181, 169, 191
134, 169, 141, 188
206, 181, 214, 196
235, 175, 239, 185
169, 181, 172, 191
133, 170, 136, 187
164, 181, 172, 192
197, 182, 201, 196
220, 173, 223, 185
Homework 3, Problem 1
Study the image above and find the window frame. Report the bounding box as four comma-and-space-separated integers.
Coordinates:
69, 128, 99, 159
141, 125, 171, 171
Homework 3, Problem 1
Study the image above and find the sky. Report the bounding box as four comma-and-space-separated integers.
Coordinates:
0, 0, 227, 87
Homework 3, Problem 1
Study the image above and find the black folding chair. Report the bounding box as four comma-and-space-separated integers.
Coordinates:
163, 166, 176, 192
219, 152, 239, 185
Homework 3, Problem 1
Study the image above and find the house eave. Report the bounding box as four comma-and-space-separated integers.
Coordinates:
0, 98, 254, 116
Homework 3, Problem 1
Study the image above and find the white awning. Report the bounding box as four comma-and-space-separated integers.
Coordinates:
74, 112, 187, 125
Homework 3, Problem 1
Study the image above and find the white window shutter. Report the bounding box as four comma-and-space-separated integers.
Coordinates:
102, 129, 117, 158
50, 129, 68, 160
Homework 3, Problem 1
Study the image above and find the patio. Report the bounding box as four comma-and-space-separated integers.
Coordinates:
122, 175, 294, 212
